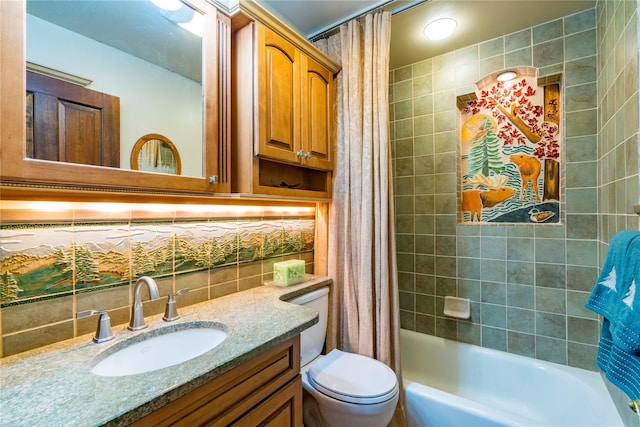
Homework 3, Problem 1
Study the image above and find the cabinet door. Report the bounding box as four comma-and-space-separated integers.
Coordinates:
26, 71, 120, 167
256, 25, 301, 164
231, 376, 303, 427
301, 56, 333, 171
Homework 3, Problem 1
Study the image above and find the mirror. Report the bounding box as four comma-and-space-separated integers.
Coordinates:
131, 133, 182, 175
25, 0, 204, 178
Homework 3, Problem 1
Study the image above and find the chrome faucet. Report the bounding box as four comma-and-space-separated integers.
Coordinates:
128, 276, 159, 331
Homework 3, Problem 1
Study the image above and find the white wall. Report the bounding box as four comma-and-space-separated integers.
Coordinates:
26, 15, 203, 177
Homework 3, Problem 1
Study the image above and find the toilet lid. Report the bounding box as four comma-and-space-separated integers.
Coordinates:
307, 349, 399, 404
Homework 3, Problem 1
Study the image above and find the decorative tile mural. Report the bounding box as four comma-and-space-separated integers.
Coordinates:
0, 218, 314, 304
459, 68, 561, 223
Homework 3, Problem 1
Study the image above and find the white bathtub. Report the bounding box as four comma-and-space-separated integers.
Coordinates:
401, 329, 624, 427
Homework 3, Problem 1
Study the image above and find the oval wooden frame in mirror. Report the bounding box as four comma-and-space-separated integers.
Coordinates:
131, 133, 182, 175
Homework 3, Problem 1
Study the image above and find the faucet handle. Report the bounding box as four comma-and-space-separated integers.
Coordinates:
77, 309, 115, 343
163, 288, 189, 322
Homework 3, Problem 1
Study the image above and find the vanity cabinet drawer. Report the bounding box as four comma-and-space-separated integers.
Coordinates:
231, 375, 302, 426
130, 335, 301, 426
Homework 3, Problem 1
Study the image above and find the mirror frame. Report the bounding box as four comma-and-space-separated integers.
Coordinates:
131, 133, 182, 175
0, 0, 230, 194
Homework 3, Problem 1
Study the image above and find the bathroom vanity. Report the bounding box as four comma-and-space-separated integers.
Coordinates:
0, 276, 330, 426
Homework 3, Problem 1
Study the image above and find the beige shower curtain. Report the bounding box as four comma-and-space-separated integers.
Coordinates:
316, 11, 405, 426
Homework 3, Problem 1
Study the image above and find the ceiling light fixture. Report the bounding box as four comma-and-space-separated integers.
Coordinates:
151, 0, 204, 38
423, 18, 457, 41
150, 0, 183, 11
497, 70, 518, 82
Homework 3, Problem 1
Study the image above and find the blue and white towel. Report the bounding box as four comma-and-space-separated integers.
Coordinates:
585, 230, 640, 399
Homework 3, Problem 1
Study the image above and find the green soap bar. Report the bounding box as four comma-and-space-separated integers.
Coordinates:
273, 260, 306, 286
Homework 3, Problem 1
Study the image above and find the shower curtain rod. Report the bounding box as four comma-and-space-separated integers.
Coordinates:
308, 0, 431, 42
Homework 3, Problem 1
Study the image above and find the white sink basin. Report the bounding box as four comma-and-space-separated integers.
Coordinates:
92, 322, 228, 377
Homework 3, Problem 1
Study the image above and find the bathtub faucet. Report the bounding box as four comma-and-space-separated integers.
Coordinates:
128, 276, 159, 331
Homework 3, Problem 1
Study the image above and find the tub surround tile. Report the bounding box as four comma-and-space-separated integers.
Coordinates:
481, 326, 507, 352
566, 56, 598, 86
400, 291, 416, 313
565, 9, 596, 35
568, 341, 598, 370
533, 19, 563, 44
415, 313, 435, 335
458, 257, 481, 280
479, 37, 504, 59
505, 47, 532, 67
0, 276, 330, 426
507, 331, 536, 357
412, 59, 432, 77
389, 3, 629, 378
565, 29, 597, 60
394, 65, 413, 82
507, 307, 535, 334
457, 321, 481, 345
567, 316, 600, 345
535, 287, 566, 315
533, 38, 564, 67
536, 336, 567, 365
400, 310, 415, 330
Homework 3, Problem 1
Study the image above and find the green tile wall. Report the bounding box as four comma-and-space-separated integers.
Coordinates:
391, 8, 604, 370
597, 1, 640, 424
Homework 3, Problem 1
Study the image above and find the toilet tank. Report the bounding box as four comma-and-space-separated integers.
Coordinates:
288, 286, 329, 367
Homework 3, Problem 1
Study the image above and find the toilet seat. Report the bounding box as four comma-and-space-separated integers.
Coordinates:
307, 349, 399, 405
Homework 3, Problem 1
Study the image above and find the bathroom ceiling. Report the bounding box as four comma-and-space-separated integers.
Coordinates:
29, 0, 597, 77
258, 0, 596, 69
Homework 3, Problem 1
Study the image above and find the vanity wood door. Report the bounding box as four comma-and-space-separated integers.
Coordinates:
256, 25, 301, 165
26, 71, 120, 167
129, 335, 302, 426
301, 55, 333, 171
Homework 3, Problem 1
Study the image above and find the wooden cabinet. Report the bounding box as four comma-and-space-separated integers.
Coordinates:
130, 335, 302, 427
255, 26, 333, 172
232, 6, 339, 200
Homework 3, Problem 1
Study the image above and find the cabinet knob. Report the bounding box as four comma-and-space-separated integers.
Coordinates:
296, 150, 304, 157
304, 152, 312, 159
209, 175, 219, 184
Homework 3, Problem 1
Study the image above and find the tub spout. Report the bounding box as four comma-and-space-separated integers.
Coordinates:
128, 276, 159, 331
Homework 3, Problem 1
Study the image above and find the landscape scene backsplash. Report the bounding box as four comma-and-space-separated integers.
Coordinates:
1, 218, 315, 305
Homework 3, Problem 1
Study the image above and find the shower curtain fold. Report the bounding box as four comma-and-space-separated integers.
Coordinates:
315, 12, 405, 426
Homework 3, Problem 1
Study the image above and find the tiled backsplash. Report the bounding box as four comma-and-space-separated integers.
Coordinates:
0, 212, 315, 357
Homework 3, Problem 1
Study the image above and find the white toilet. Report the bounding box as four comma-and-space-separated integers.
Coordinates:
289, 287, 399, 427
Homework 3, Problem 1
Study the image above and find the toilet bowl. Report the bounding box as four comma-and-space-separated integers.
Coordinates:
289, 287, 399, 427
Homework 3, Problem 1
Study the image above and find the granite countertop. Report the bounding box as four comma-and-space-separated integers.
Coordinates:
0, 275, 331, 427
